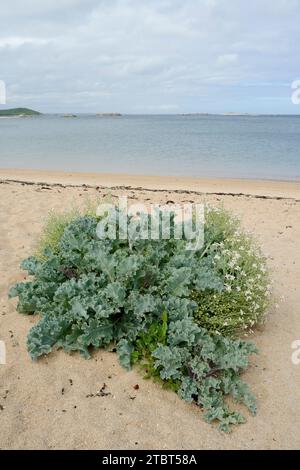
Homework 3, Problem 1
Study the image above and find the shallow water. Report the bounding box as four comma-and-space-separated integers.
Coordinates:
0, 114, 299, 180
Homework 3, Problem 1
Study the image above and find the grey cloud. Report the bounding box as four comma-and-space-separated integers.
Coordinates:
0, 0, 299, 113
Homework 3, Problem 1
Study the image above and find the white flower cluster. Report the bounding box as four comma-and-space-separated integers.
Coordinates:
210, 229, 271, 333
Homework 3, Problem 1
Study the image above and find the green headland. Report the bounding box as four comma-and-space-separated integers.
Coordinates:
0, 108, 41, 116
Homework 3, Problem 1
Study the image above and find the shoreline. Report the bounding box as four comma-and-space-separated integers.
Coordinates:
1, 168, 300, 200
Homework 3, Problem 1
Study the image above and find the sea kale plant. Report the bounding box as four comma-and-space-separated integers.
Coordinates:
9, 204, 270, 432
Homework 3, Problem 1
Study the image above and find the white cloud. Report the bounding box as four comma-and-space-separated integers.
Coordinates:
0, 0, 299, 113
0, 36, 50, 48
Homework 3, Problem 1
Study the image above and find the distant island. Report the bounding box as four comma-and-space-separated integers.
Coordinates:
222, 112, 253, 116
179, 112, 257, 117
0, 108, 41, 117
180, 113, 210, 116
96, 113, 122, 117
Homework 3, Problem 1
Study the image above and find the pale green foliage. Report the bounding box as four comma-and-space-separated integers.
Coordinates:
35, 208, 80, 259
83, 193, 105, 217
9, 205, 270, 431
150, 313, 257, 432
35, 195, 103, 260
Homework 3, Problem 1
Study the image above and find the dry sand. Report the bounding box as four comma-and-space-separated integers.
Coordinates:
0, 168, 300, 450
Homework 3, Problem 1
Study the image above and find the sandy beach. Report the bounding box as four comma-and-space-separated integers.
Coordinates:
0, 168, 300, 450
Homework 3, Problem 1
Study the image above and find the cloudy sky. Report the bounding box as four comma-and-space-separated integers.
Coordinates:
0, 0, 299, 113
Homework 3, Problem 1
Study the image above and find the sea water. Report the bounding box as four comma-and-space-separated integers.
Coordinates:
0, 114, 299, 180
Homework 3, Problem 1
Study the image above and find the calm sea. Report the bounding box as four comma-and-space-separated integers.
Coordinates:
0, 114, 299, 180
